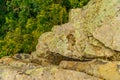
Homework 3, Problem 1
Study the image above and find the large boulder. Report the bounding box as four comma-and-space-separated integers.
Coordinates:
32, 0, 120, 60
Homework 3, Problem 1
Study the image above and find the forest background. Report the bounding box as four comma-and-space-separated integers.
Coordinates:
0, 0, 89, 58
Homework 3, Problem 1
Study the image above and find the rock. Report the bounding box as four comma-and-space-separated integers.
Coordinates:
92, 0, 120, 51
0, 57, 40, 70
59, 59, 120, 80
93, 22, 120, 51
1, 0, 120, 79
27, 67, 102, 80
0, 57, 102, 80
12, 53, 31, 62
33, 0, 120, 60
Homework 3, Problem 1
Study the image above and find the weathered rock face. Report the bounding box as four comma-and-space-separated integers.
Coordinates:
0, 57, 102, 80
33, 0, 120, 60
93, 22, 120, 51
59, 59, 120, 80
0, 56, 120, 80
92, 0, 120, 51
1, 0, 120, 80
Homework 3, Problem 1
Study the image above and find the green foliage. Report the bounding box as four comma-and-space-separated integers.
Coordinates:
0, 0, 89, 57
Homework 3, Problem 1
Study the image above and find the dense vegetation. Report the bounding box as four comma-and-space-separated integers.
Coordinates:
0, 0, 89, 58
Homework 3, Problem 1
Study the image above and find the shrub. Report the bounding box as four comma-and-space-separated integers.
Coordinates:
0, 0, 89, 57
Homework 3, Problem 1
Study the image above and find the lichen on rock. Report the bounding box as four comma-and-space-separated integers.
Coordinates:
1, 0, 120, 80
33, 0, 120, 60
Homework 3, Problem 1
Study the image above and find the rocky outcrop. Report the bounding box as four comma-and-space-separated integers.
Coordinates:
33, 0, 120, 60
0, 56, 120, 80
1, 0, 120, 80
0, 57, 102, 80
